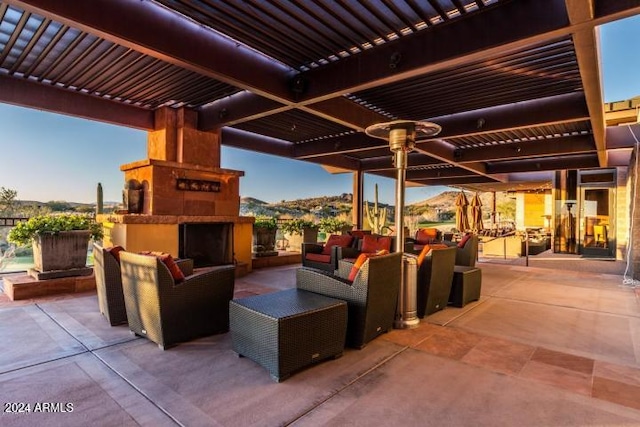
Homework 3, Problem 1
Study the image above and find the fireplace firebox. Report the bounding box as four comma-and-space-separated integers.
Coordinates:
179, 223, 234, 267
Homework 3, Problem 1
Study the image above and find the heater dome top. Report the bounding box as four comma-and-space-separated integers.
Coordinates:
364, 120, 441, 140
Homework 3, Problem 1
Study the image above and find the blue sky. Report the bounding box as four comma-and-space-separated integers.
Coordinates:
1, 15, 639, 205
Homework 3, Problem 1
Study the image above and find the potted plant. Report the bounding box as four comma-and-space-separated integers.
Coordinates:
279, 218, 318, 251
318, 217, 351, 241
8, 213, 103, 273
252, 216, 278, 256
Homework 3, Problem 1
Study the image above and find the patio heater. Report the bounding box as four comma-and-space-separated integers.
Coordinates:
365, 120, 442, 329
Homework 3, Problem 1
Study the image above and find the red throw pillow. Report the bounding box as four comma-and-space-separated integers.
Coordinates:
458, 233, 472, 249
416, 228, 438, 245
106, 245, 125, 263
417, 244, 448, 267
361, 235, 392, 253
139, 251, 185, 283
348, 249, 389, 281
321, 234, 354, 255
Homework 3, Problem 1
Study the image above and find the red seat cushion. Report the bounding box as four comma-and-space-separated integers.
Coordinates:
321, 234, 354, 255
417, 244, 448, 267
457, 233, 472, 248
305, 253, 331, 263
348, 250, 389, 281
416, 228, 439, 245
106, 245, 125, 263
361, 235, 392, 253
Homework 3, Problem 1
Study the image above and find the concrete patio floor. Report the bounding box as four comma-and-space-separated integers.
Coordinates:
0, 259, 639, 426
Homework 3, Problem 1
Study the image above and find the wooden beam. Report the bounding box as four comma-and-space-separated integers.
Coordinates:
454, 135, 596, 163
566, 0, 607, 166
486, 154, 599, 173
220, 127, 293, 157
360, 153, 442, 171
0, 74, 154, 130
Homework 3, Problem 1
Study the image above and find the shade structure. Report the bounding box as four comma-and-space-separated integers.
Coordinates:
455, 191, 470, 233
470, 193, 484, 232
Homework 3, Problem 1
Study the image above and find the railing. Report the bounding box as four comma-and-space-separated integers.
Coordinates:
480, 230, 532, 266
0, 217, 28, 227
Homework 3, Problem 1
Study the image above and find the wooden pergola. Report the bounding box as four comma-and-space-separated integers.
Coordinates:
1, 0, 639, 226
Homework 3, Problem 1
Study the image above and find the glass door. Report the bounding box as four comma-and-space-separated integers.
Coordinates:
578, 187, 614, 257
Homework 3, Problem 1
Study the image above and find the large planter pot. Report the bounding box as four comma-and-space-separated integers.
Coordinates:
32, 230, 91, 272
253, 227, 277, 253
286, 227, 319, 251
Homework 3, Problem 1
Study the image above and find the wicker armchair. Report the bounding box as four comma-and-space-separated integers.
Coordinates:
444, 234, 479, 267
119, 251, 235, 349
93, 244, 128, 326
296, 252, 402, 348
416, 246, 456, 317
93, 244, 194, 326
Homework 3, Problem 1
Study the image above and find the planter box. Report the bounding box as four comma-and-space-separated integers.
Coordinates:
286, 228, 319, 251
32, 230, 91, 272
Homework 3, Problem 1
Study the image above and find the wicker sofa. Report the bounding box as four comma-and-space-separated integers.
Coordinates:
119, 251, 235, 349
301, 234, 358, 272
296, 252, 402, 348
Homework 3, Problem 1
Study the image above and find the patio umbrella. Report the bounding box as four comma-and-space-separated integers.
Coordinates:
455, 191, 470, 232
470, 193, 484, 232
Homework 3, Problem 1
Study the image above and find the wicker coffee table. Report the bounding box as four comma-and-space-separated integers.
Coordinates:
230, 288, 347, 382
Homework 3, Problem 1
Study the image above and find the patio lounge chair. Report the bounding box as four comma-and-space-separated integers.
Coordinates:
119, 251, 235, 349
93, 244, 128, 326
296, 252, 402, 348
93, 244, 194, 326
416, 246, 456, 317
444, 234, 478, 267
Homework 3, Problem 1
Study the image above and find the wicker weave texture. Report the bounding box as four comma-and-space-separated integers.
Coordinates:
450, 266, 482, 307
120, 251, 235, 349
230, 289, 347, 382
93, 244, 127, 326
417, 247, 456, 317
297, 252, 401, 348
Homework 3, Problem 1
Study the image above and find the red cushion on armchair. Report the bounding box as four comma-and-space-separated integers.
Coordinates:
361, 235, 392, 253
305, 253, 331, 264
321, 234, 353, 255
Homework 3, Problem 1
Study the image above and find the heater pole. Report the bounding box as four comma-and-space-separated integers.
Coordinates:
365, 120, 441, 330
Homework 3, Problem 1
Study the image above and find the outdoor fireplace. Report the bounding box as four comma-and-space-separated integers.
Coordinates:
179, 222, 234, 267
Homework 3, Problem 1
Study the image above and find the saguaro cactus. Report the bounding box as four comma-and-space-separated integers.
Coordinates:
96, 183, 104, 215
365, 184, 387, 234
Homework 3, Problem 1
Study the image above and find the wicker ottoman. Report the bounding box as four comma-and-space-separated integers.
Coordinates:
230, 289, 347, 382
449, 266, 482, 307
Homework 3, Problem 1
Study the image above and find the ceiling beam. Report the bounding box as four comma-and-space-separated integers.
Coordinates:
408, 176, 498, 186
220, 127, 293, 158
199, 93, 288, 130
428, 93, 589, 140
360, 154, 442, 171
293, 133, 386, 159
0, 74, 154, 129
565, 0, 607, 166
406, 167, 476, 180
454, 135, 596, 163
414, 140, 506, 182
486, 154, 599, 174
8, 0, 295, 103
